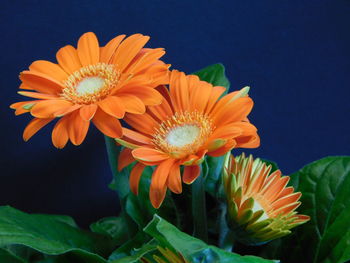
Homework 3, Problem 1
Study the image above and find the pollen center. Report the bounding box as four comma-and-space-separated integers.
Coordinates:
166, 125, 200, 147
61, 63, 120, 104
75, 77, 105, 95
152, 111, 214, 158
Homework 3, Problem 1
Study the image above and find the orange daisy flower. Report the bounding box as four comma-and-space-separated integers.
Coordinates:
117, 70, 260, 208
223, 153, 310, 244
10, 32, 169, 148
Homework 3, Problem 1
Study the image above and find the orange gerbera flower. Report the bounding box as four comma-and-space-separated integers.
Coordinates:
117, 70, 260, 208
10, 32, 169, 148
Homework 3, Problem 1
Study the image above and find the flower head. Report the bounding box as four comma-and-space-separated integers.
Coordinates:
223, 153, 310, 245
118, 70, 260, 208
10, 32, 169, 148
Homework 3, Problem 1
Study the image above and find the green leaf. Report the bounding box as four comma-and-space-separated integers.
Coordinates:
193, 63, 230, 92
109, 240, 157, 263
144, 214, 275, 263
263, 156, 350, 263
0, 248, 27, 263
90, 215, 129, 246
0, 206, 113, 263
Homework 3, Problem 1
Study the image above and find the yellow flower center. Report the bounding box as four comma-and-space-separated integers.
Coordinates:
152, 111, 214, 158
61, 63, 120, 104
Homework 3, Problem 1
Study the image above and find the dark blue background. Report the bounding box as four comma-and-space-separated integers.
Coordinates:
1, 0, 349, 227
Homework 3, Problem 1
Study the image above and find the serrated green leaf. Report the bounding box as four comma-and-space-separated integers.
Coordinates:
193, 63, 230, 92
144, 214, 275, 263
0, 206, 113, 263
262, 156, 350, 263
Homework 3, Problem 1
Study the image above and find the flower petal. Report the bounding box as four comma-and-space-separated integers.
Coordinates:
122, 128, 152, 145
150, 158, 175, 208
31, 100, 73, 118
118, 148, 135, 171
118, 86, 163, 106
68, 111, 90, 146
92, 108, 123, 138
79, 104, 97, 121
167, 162, 182, 194
124, 112, 158, 135
112, 34, 150, 71
182, 165, 201, 184
18, 91, 59, 100
52, 116, 69, 148
129, 163, 146, 195
77, 32, 100, 66
56, 45, 82, 74
29, 60, 68, 81
23, 118, 54, 141
169, 70, 189, 112
98, 96, 125, 118
20, 71, 65, 94
117, 94, 145, 114
132, 147, 169, 165
100, 34, 126, 63
208, 139, 237, 157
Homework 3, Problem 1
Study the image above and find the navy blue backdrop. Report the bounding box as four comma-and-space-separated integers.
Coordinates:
1, 0, 349, 227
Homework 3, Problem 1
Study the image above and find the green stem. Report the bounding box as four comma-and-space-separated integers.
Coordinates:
104, 136, 119, 179
218, 203, 235, 251
192, 172, 208, 243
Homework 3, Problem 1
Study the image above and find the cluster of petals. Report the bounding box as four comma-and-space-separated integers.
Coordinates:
118, 70, 260, 208
223, 153, 310, 244
10, 32, 169, 148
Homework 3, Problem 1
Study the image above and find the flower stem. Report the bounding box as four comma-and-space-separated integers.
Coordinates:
191, 171, 208, 243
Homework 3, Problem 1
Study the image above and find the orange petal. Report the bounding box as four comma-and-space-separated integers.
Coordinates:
209, 124, 242, 141
92, 108, 123, 138
52, 116, 69, 148
167, 162, 182, 194
122, 128, 152, 145
129, 163, 146, 195
79, 104, 97, 121
18, 91, 59, 100
29, 60, 68, 81
23, 118, 54, 141
182, 165, 201, 184
68, 111, 90, 146
54, 104, 82, 117
98, 96, 125, 118
117, 94, 145, 114
77, 32, 100, 66
132, 147, 169, 165
20, 71, 65, 94
187, 75, 212, 112
150, 158, 175, 208
207, 139, 237, 157
118, 86, 163, 106
10, 100, 38, 115
205, 86, 226, 114
31, 99, 73, 118
169, 70, 189, 112
118, 148, 135, 171
100, 34, 126, 63
112, 34, 150, 71
56, 45, 82, 74
124, 112, 158, 135
125, 48, 166, 74
212, 97, 254, 126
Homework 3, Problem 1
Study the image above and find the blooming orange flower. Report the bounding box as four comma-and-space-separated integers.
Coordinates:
117, 70, 260, 208
10, 32, 169, 148
223, 153, 310, 244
